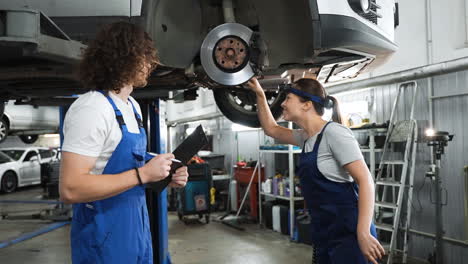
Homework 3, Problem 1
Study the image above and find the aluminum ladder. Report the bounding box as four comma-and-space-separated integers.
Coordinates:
374, 82, 418, 264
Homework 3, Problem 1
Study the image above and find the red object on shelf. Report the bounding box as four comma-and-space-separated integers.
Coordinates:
236, 161, 247, 167
234, 166, 265, 220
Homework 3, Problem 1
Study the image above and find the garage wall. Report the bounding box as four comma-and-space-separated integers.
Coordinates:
359, 0, 468, 79
335, 72, 468, 263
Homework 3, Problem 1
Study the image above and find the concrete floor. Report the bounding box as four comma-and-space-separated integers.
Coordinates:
0, 187, 312, 263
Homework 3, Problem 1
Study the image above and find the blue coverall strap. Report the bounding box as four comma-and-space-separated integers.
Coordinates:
311, 121, 333, 153
128, 99, 144, 128
97, 90, 127, 129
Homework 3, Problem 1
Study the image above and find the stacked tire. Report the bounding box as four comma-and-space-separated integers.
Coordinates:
42, 161, 60, 199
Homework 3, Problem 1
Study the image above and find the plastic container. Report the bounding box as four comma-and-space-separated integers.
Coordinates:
230, 179, 238, 212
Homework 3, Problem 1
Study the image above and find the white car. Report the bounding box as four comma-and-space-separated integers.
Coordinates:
0, 0, 398, 127
0, 101, 60, 144
0, 147, 58, 193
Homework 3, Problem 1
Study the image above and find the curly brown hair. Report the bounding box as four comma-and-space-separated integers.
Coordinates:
78, 21, 159, 93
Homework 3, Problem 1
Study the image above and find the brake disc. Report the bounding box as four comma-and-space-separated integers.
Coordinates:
200, 23, 254, 86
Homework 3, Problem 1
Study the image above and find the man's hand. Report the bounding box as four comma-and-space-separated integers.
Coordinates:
140, 153, 174, 183
169, 166, 189, 188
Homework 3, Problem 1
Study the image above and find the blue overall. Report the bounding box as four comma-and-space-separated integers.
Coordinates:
296, 122, 377, 264
71, 92, 153, 263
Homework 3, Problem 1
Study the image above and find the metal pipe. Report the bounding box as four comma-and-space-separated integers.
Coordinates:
258, 77, 288, 88
409, 229, 468, 247
166, 112, 223, 126
426, 0, 434, 128
222, 0, 236, 23
434, 158, 444, 263
0, 200, 63, 204
465, 0, 468, 46
325, 56, 468, 95
431, 92, 468, 100
288, 121, 295, 239
0, 221, 70, 249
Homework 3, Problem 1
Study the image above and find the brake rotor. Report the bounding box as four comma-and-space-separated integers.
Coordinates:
201, 23, 254, 86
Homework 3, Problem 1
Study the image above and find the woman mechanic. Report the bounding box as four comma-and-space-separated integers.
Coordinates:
247, 77, 385, 264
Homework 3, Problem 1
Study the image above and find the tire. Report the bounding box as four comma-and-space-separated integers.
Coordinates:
213, 88, 285, 128
19, 135, 39, 144
0, 117, 9, 144
1, 171, 18, 193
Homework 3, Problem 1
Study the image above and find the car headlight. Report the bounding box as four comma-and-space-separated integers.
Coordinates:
349, 0, 371, 13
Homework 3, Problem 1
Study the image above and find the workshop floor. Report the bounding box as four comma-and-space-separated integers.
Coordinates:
0, 187, 312, 264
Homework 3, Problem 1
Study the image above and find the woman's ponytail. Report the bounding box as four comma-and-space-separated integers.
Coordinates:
328, 95, 343, 124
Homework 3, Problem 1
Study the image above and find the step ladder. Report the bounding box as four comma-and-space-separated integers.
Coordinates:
374, 82, 418, 264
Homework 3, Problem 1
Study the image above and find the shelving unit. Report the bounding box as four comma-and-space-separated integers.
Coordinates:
260, 192, 304, 201
257, 122, 303, 239
353, 127, 387, 178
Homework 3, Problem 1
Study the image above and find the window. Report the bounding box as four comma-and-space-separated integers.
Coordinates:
39, 149, 53, 159
1, 150, 25, 161
24, 151, 38, 162
340, 100, 370, 127
0, 152, 12, 164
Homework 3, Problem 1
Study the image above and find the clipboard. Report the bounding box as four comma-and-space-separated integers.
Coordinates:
148, 125, 208, 192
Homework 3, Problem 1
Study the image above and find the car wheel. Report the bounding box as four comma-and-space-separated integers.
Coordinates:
0, 117, 9, 143
1, 171, 18, 193
19, 135, 39, 144
0, 101, 4, 119
213, 88, 285, 128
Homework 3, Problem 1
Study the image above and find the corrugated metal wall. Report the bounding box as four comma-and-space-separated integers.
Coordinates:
334, 71, 468, 263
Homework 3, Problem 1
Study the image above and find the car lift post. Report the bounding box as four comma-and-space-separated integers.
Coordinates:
141, 99, 171, 264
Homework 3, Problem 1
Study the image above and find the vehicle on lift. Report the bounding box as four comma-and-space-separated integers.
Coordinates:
0, 147, 58, 193
0, 101, 59, 144
0, 0, 398, 127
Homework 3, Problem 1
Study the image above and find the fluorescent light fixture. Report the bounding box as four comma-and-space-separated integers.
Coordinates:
231, 123, 257, 132
340, 100, 369, 114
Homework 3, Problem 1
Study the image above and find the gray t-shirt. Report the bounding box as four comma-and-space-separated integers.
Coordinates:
292, 122, 364, 183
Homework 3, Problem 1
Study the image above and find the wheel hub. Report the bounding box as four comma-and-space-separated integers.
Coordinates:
200, 23, 255, 86
213, 36, 249, 73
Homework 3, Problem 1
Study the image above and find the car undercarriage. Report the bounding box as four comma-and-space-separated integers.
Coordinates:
0, 0, 398, 127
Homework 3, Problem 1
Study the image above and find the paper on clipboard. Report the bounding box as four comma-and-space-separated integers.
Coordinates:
148, 125, 208, 192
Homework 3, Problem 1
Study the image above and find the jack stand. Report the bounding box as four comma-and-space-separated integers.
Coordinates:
424, 130, 454, 264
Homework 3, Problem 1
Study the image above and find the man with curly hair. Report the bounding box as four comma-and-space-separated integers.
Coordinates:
59, 22, 188, 263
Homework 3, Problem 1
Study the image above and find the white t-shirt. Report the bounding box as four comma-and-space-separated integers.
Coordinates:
62, 91, 142, 175
292, 122, 364, 183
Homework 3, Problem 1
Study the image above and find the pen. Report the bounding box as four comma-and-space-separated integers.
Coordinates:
148, 152, 182, 163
